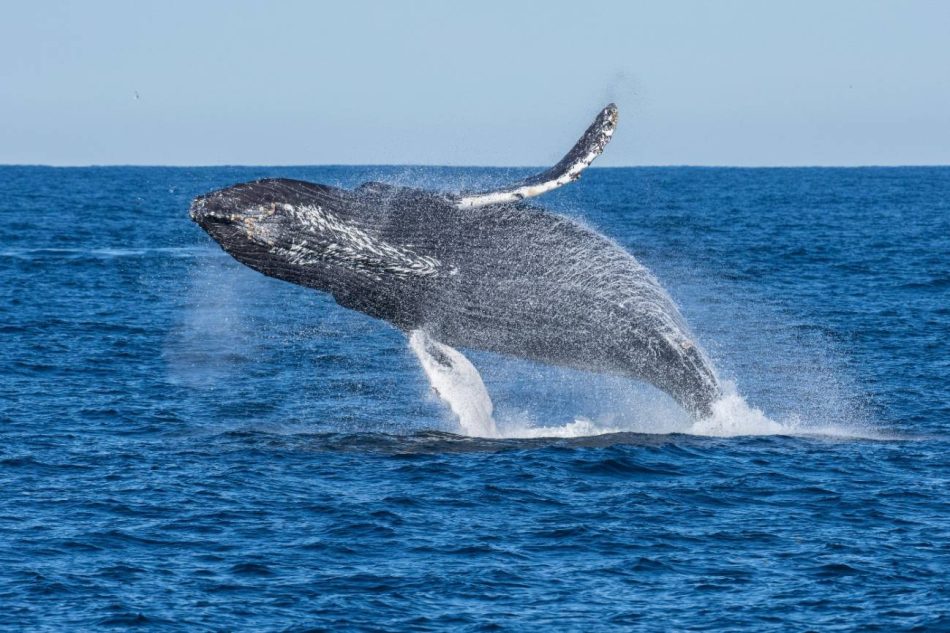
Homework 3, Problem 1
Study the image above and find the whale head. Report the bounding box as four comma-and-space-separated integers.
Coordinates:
189, 180, 316, 282
190, 178, 445, 319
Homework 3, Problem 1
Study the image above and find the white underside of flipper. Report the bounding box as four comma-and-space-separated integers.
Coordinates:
408, 330, 498, 438
454, 103, 618, 209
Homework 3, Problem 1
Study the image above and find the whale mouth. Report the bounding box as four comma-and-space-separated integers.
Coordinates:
190, 192, 283, 246
189, 194, 243, 226
189, 194, 228, 228
189, 194, 211, 220
189, 194, 270, 261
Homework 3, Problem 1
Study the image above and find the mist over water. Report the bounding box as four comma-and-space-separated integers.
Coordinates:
1, 166, 948, 630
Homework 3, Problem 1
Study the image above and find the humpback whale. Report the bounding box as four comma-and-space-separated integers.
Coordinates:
190, 104, 722, 421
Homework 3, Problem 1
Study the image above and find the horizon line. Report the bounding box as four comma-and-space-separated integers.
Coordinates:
2, 163, 949, 170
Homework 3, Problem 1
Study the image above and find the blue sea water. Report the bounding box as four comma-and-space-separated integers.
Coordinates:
1, 165, 948, 631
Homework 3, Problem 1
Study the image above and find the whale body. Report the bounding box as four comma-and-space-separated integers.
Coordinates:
190, 105, 722, 419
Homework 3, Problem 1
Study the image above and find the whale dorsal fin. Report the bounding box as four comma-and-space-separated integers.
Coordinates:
454, 103, 618, 209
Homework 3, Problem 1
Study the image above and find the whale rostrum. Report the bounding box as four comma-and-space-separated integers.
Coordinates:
190, 104, 722, 421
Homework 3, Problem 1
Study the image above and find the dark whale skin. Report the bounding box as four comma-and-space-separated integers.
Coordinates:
191, 178, 721, 417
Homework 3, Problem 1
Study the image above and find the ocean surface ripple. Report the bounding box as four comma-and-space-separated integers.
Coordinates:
1, 166, 948, 631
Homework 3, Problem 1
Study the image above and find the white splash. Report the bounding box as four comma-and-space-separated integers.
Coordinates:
499, 417, 622, 439
686, 385, 787, 437
410, 347, 883, 440
684, 382, 888, 439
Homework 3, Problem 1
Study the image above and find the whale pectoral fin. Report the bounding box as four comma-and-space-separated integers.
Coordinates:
408, 330, 498, 437
453, 103, 618, 209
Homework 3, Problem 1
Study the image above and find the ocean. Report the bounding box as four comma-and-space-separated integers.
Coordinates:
1, 165, 948, 631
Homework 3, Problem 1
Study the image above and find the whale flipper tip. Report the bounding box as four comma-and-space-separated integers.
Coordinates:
455, 103, 619, 209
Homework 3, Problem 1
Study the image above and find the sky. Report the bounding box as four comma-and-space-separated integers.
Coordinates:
1, 0, 948, 166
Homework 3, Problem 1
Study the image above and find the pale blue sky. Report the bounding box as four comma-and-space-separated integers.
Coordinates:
2, 0, 948, 166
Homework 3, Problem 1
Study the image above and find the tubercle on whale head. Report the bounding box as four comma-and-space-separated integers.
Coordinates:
189, 192, 299, 284
189, 186, 289, 246
189, 189, 271, 226
189, 190, 240, 228
188, 195, 207, 223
